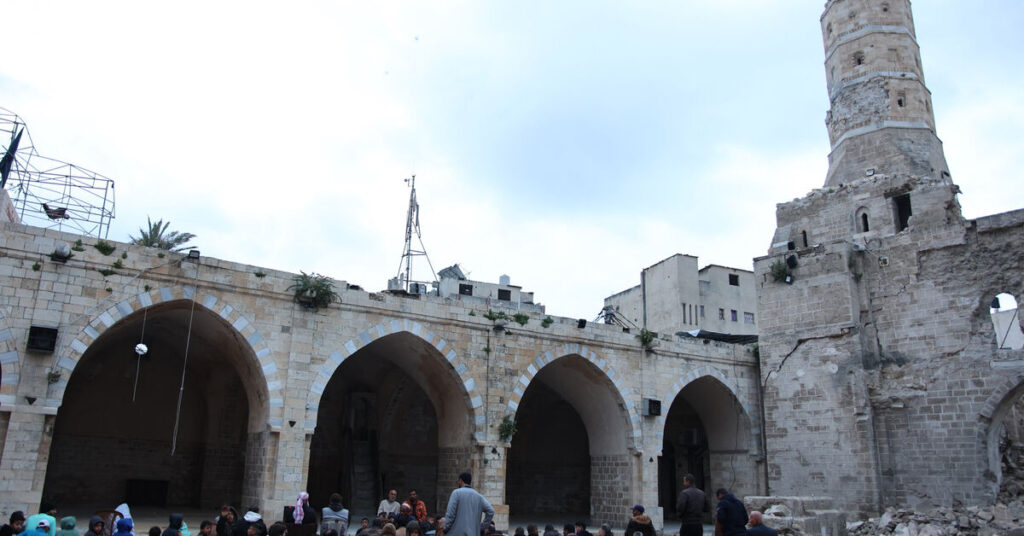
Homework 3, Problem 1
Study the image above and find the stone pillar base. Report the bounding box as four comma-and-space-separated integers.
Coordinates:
743, 496, 846, 536
492, 504, 509, 532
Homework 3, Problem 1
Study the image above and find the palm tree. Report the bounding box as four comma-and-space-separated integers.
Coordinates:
130, 217, 197, 252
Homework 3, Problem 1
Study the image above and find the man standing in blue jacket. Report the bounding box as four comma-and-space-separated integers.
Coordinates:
443, 472, 494, 536
714, 488, 748, 536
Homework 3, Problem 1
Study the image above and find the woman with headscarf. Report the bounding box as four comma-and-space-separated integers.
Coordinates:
289, 493, 316, 528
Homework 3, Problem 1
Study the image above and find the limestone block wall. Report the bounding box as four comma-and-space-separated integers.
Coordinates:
0, 222, 764, 527
758, 173, 1024, 514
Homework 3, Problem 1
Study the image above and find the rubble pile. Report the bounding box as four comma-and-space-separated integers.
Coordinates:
845, 500, 1024, 536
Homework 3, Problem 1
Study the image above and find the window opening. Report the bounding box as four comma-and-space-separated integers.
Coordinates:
854, 51, 865, 66
719, 309, 725, 321
497, 288, 511, 301
893, 194, 912, 231
458, 283, 473, 296
897, 92, 906, 107
730, 310, 738, 322
801, 230, 809, 248
700, 305, 705, 318
990, 293, 1023, 349
861, 212, 870, 232
744, 312, 755, 325
728, 274, 740, 286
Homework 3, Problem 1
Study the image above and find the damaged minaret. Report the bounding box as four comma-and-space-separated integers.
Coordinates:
755, 0, 1024, 520
821, 0, 949, 186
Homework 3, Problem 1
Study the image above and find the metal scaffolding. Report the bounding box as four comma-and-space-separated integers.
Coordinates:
0, 107, 115, 238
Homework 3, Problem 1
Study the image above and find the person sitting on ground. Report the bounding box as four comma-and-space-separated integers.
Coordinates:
406, 491, 427, 524
395, 504, 414, 530
322, 493, 349, 536
55, 517, 77, 536
164, 515, 187, 536
525, 526, 538, 536
1, 511, 26, 536
217, 507, 238, 536
246, 522, 267, 536
112, 518, 133, 536
378, 491, 401, 518
714, 488, 748, 536
596, 525, 612, 536
149, 527, 161, 536
287, 493, 316, 527
267, 524, 286, 536
25, 518, 51, 536
83, 517, 104, 536
560, 525, 573, 536
406, 521, 420, 536
573, 523, 590, 536
355, 519, 370, 536
513, 528, 524, 536
744, 512, 776, 536
382, 524, 396, 536
26, 503, 58, 536
199, 521, 215, 536
624, 505, 654, 536
541, 525, 557, 536
235, 509, 262, 536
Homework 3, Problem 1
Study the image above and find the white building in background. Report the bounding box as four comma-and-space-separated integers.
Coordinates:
434, 264, 545, 313
603, 254, 757, 338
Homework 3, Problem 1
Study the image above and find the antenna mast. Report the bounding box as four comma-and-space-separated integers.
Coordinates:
394, 175, 437, 293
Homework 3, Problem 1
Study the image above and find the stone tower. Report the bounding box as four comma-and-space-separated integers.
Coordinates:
821, 0, 949, 186
754, 0, 1024, 518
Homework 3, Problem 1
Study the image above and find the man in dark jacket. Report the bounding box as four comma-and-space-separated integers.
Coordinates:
676, 474, 708, 536
624, 505, 654, 536
714, 489, 748, 536
1, 511, 25, 536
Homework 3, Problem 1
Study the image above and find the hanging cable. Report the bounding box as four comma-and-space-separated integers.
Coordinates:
131, 308, 148, 402
170, 265, 200, 455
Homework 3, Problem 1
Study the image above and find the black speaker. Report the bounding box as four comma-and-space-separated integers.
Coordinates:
786, 255, 798, 269
27, 326, 58, 352
577, 319, 587, 329
642, 398, 662, 416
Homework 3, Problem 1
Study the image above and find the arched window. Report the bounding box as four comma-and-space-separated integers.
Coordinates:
855, 207, 870, 233
991, 293, 1023, 349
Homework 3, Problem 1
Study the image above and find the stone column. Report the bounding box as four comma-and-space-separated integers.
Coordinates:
480, 443, 507, 530
0, 407, 55, 517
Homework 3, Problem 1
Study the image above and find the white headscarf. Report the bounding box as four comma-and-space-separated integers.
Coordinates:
294, 492, 310, 523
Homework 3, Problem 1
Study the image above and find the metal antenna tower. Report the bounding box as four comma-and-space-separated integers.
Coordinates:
394, 175, 437, 293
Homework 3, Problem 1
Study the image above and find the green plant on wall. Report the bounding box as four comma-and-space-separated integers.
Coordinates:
498, 415, 517, 442
484, 310, 510, 322
94, 240, 116, 255
541, 316, 554, 328
513, 312, 529, 326
288, 271, 339, 311
71, 239, 85, 252
770, 259, 790, 283
638, 328, 656, 348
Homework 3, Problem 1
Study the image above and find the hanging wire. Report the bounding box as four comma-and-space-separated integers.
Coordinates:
170, 266, 200, 455
131, 308, 148, 402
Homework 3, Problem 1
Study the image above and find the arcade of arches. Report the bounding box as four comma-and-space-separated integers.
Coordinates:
42, 301, 270, 510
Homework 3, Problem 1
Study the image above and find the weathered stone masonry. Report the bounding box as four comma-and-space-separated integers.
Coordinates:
0, 221, 764, 528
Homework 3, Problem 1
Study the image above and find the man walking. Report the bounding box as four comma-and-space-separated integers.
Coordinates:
676, 474, 707, 536
714, 489, 748, 536
443, 472, 494, 536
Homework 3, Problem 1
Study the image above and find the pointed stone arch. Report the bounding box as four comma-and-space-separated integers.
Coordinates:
655, 365, 760, 455
46, 285, 283, 426
306, 317, 485, 440
506, 343, 640, 448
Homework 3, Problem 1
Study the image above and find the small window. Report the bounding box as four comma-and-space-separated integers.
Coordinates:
458, 283, 473, 296
896, 91, 906, 107
731, 310, 738, 322
881, 2, 889, 13
853, 51, 865, 66
497, 289, 511, 301
802, 230, 809, 248
719, 308, 725, 321
826, 22, 833, 36
991, 293, 1023, 349
856, 207, 870, 233
744, 312, 755, 325
728, 274, 740, 286
682, 302, 687, 324
700, 305, 705, 318
893, 194, 912, 231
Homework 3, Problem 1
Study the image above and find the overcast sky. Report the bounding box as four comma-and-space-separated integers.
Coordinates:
2, 1, 1022, 320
